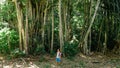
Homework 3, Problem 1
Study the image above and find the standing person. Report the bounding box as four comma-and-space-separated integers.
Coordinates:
56, 49, 61, 65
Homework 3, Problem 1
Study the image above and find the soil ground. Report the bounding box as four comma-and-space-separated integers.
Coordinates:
0, 52, 120, 68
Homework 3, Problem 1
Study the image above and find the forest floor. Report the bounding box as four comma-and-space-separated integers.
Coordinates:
0, 52, 120, 68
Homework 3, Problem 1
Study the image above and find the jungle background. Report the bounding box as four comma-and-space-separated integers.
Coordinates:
0, 0, 120, 68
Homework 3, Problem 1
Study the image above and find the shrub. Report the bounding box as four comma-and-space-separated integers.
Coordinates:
0, 27, 10, 54
10, 48, 26, 58
0, 27, 19, 54
63, 41, 79, 57
34, 45, 46, 55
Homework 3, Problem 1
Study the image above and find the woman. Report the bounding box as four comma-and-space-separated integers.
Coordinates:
56, 49, 61, 65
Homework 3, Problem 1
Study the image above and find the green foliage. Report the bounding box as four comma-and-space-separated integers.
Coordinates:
0, 1, 16, 22
10, 48, 26, 58
0, 27, 9, 54
63, 41, 79, 57
9, 30, 19, 50
0, 0, 119, 56
50, 51, 55, 57
6, 49, 25, 60
0, 23, 19, 54
34, 45, 46, 55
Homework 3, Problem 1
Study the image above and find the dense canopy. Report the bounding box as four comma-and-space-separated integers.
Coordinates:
0, 0, 120, 56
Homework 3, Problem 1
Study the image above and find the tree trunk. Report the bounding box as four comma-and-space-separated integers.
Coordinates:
28, 0, 33, 52
103, 14, 108, 54
103, 32, 107, 54
88, 0, 93, 54
64, 6, 67, 42
24, 0, 29, 54
97, 21, 103, 52
83, 0, 100, 55
51, 0, 54, 53
58, 0, 64, 51
14, 0, 24, 51
42, 1, 48, 48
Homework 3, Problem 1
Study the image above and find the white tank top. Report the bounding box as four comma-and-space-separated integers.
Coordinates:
56, 52, 61, 58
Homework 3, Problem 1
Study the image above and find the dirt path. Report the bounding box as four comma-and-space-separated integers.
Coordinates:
0, 53, 120, 68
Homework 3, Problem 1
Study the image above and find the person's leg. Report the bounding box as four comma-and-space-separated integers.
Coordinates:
58, 58, 61, 65
56, 58, 61, 66
56, 58, 59, 66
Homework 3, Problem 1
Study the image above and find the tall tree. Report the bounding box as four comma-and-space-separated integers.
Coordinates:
58, 0, 64, 51
13, 0, 24, 51
24, 0, 29, 54
51, 0, 54, 53
83, 0, 100, 55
